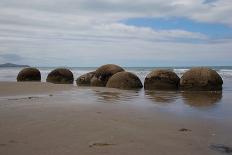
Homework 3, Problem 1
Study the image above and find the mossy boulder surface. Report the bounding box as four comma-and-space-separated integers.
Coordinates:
17, 67, 41, 82
46, 68, 74, 84
106, 71, 143, 90
91, 64, 124, 87
144, 70, 180, 90
180, 67, 223, 91
76, 71, 95, 86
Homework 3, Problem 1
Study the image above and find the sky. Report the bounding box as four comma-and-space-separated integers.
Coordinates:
0, 0, 231, 67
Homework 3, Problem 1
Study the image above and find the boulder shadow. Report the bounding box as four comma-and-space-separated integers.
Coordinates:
93, 88, 140, 104
181, 91, 222, 107
145, 90, 180, 104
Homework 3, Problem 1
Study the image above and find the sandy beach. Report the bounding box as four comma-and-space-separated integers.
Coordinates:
0, 82, 231, 155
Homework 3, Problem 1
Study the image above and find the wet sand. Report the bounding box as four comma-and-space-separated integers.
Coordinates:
0, 82, 74, 97
0, 82, 232, 155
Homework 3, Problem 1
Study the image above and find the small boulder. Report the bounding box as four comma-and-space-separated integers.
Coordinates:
91, 64, 124, 87
106, 71, 143, 90
144, 70, 180, 90
46, 68, 74, 84
76, 71, 95, 86
180, 67, 223, 91
17, 67, 41, 82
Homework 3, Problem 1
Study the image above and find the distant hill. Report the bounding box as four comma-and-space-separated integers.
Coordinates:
0, 63, 30, 67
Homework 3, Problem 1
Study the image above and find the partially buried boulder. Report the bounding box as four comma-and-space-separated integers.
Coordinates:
106, 71, 143, 90
91, 64, 124, 87
46, 68, 74, 84
144, 70, 180, 90
76, 71, 95, 86
180, 67, 223, 91
17, 67, 41, 82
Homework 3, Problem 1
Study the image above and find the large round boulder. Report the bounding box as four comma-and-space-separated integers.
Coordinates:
180, 67, 223, 91
46, 68, 74, 84
144, 70, 180, 90
91, 64, 124, 87
106, 71, 143, 90
17, 67, 41, 82
76, 71, 95, 86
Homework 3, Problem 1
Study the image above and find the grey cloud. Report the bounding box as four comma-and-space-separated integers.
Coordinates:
0, 0, 231, 66
0, 0, 231, 25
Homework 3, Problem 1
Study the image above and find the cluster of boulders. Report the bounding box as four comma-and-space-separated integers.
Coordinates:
17, 64, 223, 91
76, 64, 143, 89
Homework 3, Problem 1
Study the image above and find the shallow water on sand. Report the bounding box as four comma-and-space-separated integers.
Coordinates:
51, 78, 232, 124
1, 85, 231, 155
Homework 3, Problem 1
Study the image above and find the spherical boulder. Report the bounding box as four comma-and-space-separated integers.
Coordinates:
106, 71, 143, 90
46, 68, 74, 84
17, 67, 41, 82
144, 70, 180, 90
91, 64, 124, 87
180, 67, 223, 91
76, 71, 95, 86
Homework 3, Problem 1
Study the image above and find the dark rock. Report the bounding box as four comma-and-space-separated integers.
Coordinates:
17, 67, 41, 82
144, 70, 180, 90
46, 68, 74, 84
89, 141, 116, 148
76, 71, 95, 86
180, 67, 223, 91
91, 64, 124, 87
210, 144, 232, 154
179, 128, 192, 132
106, 71, 143, 90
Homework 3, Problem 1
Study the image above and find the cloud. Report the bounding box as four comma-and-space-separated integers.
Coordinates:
0, 0, 231, 66
1, 0, 232, 26
2, 0, 232, 23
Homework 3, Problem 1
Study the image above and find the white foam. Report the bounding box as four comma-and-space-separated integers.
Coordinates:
218, 69, 232, 79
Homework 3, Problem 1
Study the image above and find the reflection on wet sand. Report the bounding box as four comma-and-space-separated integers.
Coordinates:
145, 91, 180, 104
91, 87, 223, 108
93, 89, 140, 103
181, 91, 222, 107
